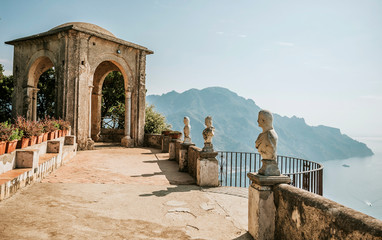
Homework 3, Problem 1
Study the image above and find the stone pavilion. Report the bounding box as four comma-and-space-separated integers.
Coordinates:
5, 22, 153, 150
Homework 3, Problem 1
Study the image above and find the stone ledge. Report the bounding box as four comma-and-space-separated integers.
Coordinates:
0, 140, 77, 202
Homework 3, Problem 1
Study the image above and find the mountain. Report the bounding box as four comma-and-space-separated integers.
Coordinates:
147, 87, 373, 162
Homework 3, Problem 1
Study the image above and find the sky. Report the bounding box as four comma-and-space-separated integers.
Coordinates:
0, 0, 381, 138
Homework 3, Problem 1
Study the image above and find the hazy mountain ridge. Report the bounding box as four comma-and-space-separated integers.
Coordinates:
147, 87, 373, 161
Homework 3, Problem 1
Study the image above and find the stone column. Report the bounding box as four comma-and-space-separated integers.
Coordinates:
121, 88, 134, 147
247, 173, 290, 240
87, 85, 95, 150
32, 88, 39, 121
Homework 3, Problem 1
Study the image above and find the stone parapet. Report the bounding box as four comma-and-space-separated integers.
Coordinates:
178, 143, 195, 172
273, 184, 382, 240
188, 146, 201, 179
169, 139, 177, 160
161, 136, 171, 153
144, 134, 162, 149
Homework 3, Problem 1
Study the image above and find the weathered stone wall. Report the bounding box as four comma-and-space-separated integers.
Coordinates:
188, 146, 201, 179
144, 134, 162, 148
273, 184, 382, 239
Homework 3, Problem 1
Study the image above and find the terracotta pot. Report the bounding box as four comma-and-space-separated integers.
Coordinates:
162, 130, 171, 136
37, 134, 43, 144
48, 132, 55, 140
169, 132, 182, 140
17, 137, 30, 149
28, 136, 37, 146
58, 130, 63, 138
6, 140, 18, 153
43, 132, 48, 142
0, 141, 6, 155
54, 130, 59, 139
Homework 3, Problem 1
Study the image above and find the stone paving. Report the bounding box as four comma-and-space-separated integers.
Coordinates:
0, 144, 251, 240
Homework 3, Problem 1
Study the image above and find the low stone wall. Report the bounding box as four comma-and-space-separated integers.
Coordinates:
188, 146, 201, 179
100, 129, 124, 142
0, 136, 77, 201
144, 134, 162, 149
273, 184, 382, 239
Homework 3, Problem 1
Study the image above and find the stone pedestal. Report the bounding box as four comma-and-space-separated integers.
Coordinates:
258, 159, 280, 176
169, 139, 177, 160
247, 172, 290, 240
178, 143, 195, 172
121, 136, 134, 148
161, 136, 171, 153
197, 151, 219, 187
202, 142, 214, 152
16, 149, 39, 168
64, 135, 76, 145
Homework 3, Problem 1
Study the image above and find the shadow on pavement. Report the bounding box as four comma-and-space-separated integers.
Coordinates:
139, 185, 201, 197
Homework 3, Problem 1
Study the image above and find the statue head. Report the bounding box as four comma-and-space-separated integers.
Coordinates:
184, 116, 190, 125
205, 116, 213, 127
257, 110, 273, 131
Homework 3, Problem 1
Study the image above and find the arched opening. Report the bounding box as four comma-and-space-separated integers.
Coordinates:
27, 56, 56, 121
37, 67, 56, 120
91, 61, 131, 143
101, 71, 125, 140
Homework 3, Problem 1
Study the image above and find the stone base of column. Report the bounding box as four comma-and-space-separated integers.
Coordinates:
247, 172, 290, 240
197, 151, 219, 187
87, 138, 95, 150
121, 136, 134, 148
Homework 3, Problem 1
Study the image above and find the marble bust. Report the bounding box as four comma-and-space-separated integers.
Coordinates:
255, 110, 278, 160
202, 116, 215, 152
183, 116, 192, 144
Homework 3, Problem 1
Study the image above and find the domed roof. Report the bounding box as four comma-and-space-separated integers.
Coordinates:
50, 22, 115, 37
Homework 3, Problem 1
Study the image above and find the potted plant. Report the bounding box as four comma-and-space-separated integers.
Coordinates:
35, 121, 44, 144
0, 122, 13, 155
58, 119, 71, 136
169, 131, 182, 140
44, 117, 59, 140
42, 119, 49, 142
14, 116, 31, 149
5, 127, 23, 154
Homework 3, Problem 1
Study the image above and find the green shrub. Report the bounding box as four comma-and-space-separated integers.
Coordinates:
144, 104, 171, 134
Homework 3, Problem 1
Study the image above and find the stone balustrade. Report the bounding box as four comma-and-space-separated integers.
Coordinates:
144, 133, 219, 187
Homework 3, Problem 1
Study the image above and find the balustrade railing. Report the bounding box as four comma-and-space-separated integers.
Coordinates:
217, 151, 323, 195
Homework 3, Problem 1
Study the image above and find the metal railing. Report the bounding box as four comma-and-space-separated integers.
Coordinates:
101, 116, 120, 129
217, 151, 323, 195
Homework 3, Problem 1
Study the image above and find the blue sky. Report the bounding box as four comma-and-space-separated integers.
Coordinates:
0, 0, 381, 137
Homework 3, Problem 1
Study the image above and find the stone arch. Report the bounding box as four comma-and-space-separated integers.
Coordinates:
90, 53, 134, 92
90, 58, 133, 145
26, 50, 57, 87
25, 51, 58, 120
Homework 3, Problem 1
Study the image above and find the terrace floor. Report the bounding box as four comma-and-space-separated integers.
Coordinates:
0, 144, 251, 240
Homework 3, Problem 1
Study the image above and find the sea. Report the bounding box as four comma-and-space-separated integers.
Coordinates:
322, 137, 382, 220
